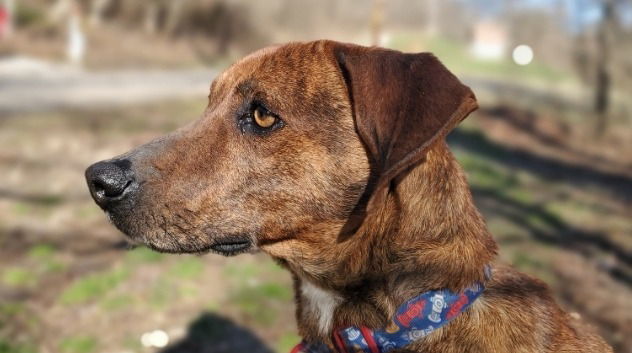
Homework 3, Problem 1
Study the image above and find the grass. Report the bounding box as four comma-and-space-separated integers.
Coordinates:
27, 244, 56, 259
1, 268, 37, 288
0, 341, 36, 353
125, 246, 164, 264
386, 32, 572, 84
224, 262, 265, 280
169, 256, 204, 279
59, 336, 98, 353
450, 122, 572, 287
0, 303, 25, 317
229, 282, 292, 325
60, 268, 129, 305
100, 294, 135, 311
276, 332, 302, 353
221, 258, 293, 324
149, 278, 177, 310
10, 203, 31, 217
223, 258, 285, 283
27, 244, 66, 273
122, 334, 143, 352
116, 252, 209, 309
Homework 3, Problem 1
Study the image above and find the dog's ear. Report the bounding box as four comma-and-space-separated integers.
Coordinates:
331, 43, 478, 209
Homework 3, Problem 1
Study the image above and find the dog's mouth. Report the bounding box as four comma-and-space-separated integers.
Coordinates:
208, 235, 253, 256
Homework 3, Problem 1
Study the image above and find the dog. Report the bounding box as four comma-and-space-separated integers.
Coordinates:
85, 40, 611, 352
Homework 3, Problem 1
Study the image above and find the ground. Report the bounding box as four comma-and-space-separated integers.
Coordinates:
0, 96, 630, 353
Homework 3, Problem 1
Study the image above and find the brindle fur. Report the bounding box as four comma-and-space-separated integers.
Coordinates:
88, 40, 611, 352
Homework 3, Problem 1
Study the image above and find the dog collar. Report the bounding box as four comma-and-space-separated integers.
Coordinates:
291, 267, 491, 353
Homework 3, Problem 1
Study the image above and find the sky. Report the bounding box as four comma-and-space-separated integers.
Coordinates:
464, 0, 631, 32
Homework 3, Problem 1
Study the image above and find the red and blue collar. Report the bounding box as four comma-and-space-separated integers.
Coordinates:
291, 267, 491, 353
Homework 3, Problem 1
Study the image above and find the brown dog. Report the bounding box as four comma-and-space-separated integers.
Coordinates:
85, 40, 611, 352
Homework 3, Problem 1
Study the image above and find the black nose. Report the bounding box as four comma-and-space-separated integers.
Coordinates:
85, 159, 135, 208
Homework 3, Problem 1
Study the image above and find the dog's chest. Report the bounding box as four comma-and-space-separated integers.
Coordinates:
300, 281, 342, 335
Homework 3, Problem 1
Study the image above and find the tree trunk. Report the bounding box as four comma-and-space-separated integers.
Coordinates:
143, 2, 158, 34
89, 0, 111, 28
593, 0, 614, 138
370, 0, 384, 46
426, 0, 438, 36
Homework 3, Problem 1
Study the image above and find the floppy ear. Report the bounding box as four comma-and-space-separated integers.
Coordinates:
331, 43, 478, 209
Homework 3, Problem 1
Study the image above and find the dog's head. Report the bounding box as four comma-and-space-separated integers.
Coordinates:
85, 40, 476, 267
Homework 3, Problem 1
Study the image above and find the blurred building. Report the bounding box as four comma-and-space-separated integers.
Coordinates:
470, 20, 508, 60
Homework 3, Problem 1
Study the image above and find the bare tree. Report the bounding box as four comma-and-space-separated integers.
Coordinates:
593, 0, 615, 137
425, 0, 438, 36
370, 0, 384, 46
573, 0, 628, 138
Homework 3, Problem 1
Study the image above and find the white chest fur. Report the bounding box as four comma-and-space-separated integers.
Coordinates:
300, 280, 342, 334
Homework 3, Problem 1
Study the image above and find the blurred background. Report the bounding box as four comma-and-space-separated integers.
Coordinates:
0, 0, 630, 352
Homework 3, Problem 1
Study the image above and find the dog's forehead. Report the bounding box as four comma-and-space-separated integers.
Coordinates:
212, 42, 338, 99
220, 45, 282, 81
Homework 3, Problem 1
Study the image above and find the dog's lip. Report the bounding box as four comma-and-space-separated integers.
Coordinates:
209, 237, 253, 255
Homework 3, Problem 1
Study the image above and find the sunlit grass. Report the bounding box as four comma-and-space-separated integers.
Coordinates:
229, 282, 292, 325
221, 257, 293, 326
125, 246, 165, 264
168, 256, 204, 279
59, 336, 98, 353
27, 244, 66, 273
60, 268, 129, 304
1, 268, 37, 288
276, 332, 302, 353
148, 278, 175, 310
27, 244, 56, 259
0, 302, 25, 317
0, 340, 36, 353
386, 32, 572, 84
100, 294, 135, 311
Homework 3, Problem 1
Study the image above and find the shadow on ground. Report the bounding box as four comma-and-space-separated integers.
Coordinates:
447, 128, 632, 285
161, 312, 273, 353
448, 128, 632, 204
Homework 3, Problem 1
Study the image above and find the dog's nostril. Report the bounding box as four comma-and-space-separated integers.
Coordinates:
85, 160, 135, 206
92, 179, 105, 191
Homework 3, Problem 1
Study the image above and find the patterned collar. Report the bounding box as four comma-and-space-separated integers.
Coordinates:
291, 266, 491, 353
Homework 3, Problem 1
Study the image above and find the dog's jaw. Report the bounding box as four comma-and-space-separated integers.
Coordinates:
300, 280, 343, 335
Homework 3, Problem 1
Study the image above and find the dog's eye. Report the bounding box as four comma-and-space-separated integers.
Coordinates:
239, 104, 283, 135
253, 107, 277, 128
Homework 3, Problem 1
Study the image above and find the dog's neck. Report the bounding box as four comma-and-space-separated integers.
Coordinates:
289, 141, 497, 342
371, 140, 497, 292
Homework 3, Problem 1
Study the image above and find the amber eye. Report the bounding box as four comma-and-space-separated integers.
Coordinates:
253, 107, 278, 128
